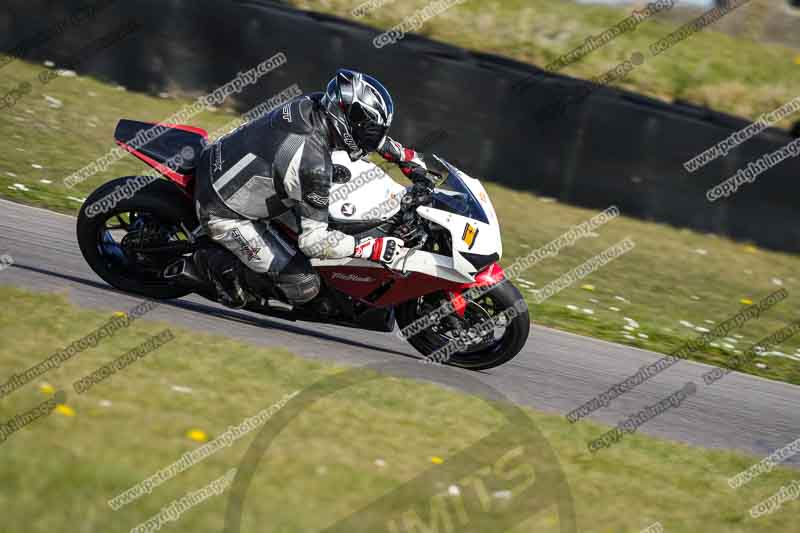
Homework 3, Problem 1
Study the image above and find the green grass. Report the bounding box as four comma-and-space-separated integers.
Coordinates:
0, 286, 797, 532
0, 58, 238, 212
291, 0, 799, 124
1, 56, 800, 386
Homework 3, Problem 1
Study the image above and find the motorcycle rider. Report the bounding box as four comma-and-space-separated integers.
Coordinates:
193, 69, 432, 308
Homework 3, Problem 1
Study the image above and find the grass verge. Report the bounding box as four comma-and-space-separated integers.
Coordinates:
0, 286, 797, 532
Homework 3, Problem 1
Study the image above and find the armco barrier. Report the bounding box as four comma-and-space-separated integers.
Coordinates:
1, 0, 798, 252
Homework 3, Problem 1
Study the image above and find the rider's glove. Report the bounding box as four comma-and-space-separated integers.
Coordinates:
398, 160, 435, 188
378, 137, 434, 187
378, 137, 426, 165
353, 236, 404, 264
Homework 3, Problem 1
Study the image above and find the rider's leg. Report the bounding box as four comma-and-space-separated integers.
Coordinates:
193, 149, 253, 308
193, 147, 319, 307
198, 207, 321, 306
272, 252, 320, 305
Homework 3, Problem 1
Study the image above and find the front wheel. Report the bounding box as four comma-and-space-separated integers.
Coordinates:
395, 280, 530, 370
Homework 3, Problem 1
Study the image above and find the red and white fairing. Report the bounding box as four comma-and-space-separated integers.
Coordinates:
317, 152, 505, 306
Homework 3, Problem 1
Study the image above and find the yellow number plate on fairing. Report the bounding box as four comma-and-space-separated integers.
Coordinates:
462, 223, 478, 249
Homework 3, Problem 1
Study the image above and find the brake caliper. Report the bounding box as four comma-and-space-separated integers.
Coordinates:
447, 291, 467, 318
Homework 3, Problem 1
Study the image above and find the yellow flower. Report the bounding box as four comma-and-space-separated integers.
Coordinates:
55, 404, 76, 417
113, 311, 127, 317
743, 245, 758, 254
39, 383, 55, 395
740, 298, 753, 305
430, 456, 444, 465
187, 429, 208, 442
795, 55, 800, 66
581, 284, 595, 291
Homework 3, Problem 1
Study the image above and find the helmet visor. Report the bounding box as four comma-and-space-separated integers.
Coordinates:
351, 114, 389, 153
349, 101, 381, 124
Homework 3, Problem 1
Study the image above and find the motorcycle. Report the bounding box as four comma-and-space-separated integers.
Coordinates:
76, 120, 530, 370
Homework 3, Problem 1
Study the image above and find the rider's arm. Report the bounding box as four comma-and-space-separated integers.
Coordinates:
295, 136, 403, 263
296, 166, 356, 259
376, 136, 434, 188
377, 136, 427, 173
296, 183, 402, 263
298, 215, 356, 259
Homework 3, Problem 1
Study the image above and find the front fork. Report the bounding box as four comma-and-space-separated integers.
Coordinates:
446, 261, 507, 318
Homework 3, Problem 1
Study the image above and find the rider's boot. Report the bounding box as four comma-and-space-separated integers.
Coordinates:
193, 247, 248, 309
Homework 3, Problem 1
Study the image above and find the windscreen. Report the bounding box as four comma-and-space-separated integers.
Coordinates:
429, 155, 489, 224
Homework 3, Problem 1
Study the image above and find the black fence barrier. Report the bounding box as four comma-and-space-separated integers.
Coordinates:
2, 0, 798, 252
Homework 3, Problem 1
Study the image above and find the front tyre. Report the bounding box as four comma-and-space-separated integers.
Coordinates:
396, 280, 530, 370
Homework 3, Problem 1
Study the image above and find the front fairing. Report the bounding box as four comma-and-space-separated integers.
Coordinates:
418, 155, 503, 277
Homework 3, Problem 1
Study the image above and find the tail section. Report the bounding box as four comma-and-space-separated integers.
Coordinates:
114, 119, 208, 189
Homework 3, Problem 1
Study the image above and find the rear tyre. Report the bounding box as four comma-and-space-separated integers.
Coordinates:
77, 177, 198, 299
395, 280, 530, 370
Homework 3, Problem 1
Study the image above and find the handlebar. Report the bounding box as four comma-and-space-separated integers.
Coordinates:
425, 169, 443, 180
401, 183, 433, 209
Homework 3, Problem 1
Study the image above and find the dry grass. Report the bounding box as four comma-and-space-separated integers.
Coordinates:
291, 0, 799, 125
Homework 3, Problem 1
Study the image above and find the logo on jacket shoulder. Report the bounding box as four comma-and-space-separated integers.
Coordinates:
341, 203, 356, 217
306, 192, 329, 209
282, 104, 292, 123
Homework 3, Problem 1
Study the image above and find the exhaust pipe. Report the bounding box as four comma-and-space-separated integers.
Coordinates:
163, 257, 206, 288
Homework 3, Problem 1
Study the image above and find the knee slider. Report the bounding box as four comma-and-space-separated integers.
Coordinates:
276, 272, 320, 304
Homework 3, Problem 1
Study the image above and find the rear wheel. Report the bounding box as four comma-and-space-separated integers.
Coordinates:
77, 177, 198, 299
396, 280, 530, 370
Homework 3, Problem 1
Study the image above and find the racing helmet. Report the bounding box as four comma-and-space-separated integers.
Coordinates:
322, 69, 394, 160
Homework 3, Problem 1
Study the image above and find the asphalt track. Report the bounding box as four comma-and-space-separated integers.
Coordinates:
0, 198, 798, 463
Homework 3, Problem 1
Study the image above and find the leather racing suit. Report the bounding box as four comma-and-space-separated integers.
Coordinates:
193, 92, 424, 306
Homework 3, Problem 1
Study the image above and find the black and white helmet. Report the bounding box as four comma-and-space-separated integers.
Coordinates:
322, 69, 394, 160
